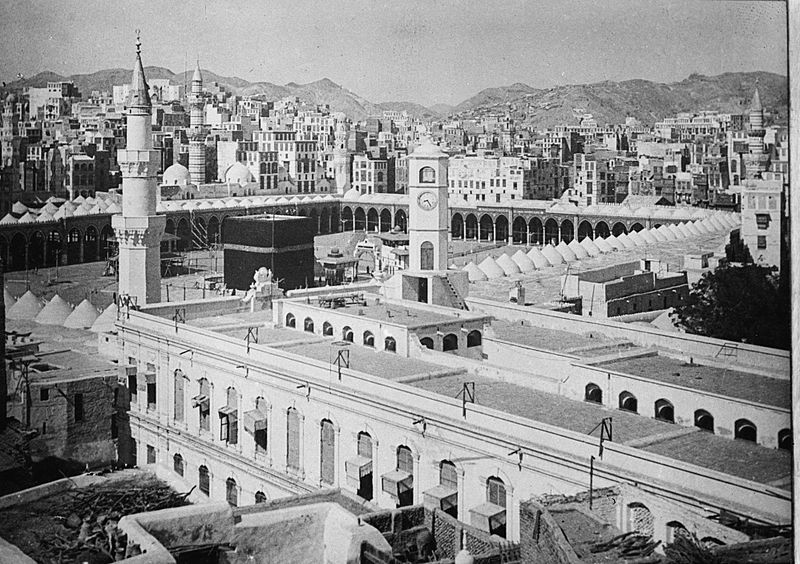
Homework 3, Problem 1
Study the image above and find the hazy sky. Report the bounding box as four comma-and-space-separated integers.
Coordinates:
0, 0, 787, 106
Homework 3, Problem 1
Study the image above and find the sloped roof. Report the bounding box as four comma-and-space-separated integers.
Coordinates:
35, 294, 74, 325
567, 239, 589, 259
477, 256, 505, 279
63, 299, 100, 329
511, 250, 536, 273
4, 288, 17, 313
90, 303, 119, 333
541, 245, 564, 266
463, 262, 488, 282
527, 247, 551, 268
555, 241, 578, 262
7, 290, 43, 320
495, 253, 521, 276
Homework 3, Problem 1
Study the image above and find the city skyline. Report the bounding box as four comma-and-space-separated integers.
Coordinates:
0, 0, 788, 107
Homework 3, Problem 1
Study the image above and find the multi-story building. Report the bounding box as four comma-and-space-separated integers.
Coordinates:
351, 153, 388, 194
740, 176, 784, 270
255, 129, 320, 193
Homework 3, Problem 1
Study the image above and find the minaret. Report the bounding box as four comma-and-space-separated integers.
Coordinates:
332, 121, 350, 194
188, 59, 206, 185
112, 34, 165, 304
1, 94, 20, 168
407, 136, 449, 271
748, 85, 765, 155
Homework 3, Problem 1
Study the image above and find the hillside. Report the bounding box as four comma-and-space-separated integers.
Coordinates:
3, 68, 787, 127
454, 72, 788, 128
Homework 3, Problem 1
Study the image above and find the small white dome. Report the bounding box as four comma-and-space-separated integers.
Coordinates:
163, 162, 191, 186
224, 162, 253, 186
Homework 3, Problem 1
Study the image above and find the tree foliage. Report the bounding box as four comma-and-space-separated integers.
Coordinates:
672, 263, 790, 349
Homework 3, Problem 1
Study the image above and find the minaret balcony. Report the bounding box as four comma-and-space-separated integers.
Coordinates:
118, 149, 160, 176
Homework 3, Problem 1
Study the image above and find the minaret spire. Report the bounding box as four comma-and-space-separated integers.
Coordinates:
112, 32, 166, 304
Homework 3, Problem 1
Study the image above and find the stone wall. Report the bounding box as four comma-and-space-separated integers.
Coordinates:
359, 505, 520, 563
29, 375, 117, 467
518, 499, 582, 564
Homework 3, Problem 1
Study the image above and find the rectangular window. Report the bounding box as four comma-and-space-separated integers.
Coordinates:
147, 382, 156, 411
755, 214, 770, 230
757, 236, 767, 249
40, 388, 49, 401
74, 393, 84, 422
146, 444, 156, 464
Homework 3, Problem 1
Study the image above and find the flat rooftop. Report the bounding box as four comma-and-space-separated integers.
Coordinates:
594, 356, 790, 409
188, 313, 464, 381
292, 295, 486, 329
490, 319, 619, 354
410, 373, 791, 484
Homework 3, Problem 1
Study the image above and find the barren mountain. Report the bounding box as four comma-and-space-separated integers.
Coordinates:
3, 68, 787, 127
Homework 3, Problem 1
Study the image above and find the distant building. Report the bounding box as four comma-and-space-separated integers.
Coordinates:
560, 259, 689, 318
740, 176, 784, 271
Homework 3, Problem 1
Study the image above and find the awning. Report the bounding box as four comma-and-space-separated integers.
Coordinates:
192, 394, 209, 409
117, 364, 136, 385
469, 502, 506, 533
344, 456, 372, 487
218, 405, 237, 420
144, 371, 156, 385
423, 485, 458, 512
243, 408, 268, 433
381, 470, 413, 499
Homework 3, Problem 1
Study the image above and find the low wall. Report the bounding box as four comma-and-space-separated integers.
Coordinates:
465, 298, 789, 376
518, 499, 582, 564
140, 296, 246, 321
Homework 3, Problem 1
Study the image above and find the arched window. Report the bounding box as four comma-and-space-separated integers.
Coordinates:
395, 445, 415, 507
654, 399, 674, 423
694, 410, 714, 432
304, 317, 314, 333
419, 166, 436, 183
198, 465, 210, 495
287, 408, 301, 471
363, 331, 374, 347
320, 419, 335, 485
226, 477, 238, 507
487, 476, 506, 508
420, 337, 434, 349
666, 521, 690, 544
254, 396, 269, 454
619, 391, 638, 413
343, 326, 353, 342
442, 333, 458, 351
173, 453, 184, 476
467, 330, 482, 347
198, 378, 210, 432
384, 336, 397, 352
173, 369, 185, 422
285, 313, 296, 328
585, 383, 602, 404
221, 387, 238, 445
778, 428, 792, 451
322, 321, 333, 336
439, 460, 458, 518
735, 419, 757, 442
420, 241, 434, 270
377, 171, 384, 182
255, 491, 267, 504
627, 502, 654, 537
356, 432, 374, 501
485, 476, 507, 538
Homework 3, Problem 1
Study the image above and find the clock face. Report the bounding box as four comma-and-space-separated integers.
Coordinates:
417, 191, 438, 210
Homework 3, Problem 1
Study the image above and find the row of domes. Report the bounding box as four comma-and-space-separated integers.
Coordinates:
462, 216, 737, 281
5, 289, 116, 332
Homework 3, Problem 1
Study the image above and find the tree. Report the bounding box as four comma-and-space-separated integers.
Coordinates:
672, 263, 790, 349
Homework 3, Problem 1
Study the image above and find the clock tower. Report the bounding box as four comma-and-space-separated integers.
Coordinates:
408, 137, 449, 271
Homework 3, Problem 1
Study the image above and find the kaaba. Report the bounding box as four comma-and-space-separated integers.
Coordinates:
222, 214, 316, 291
